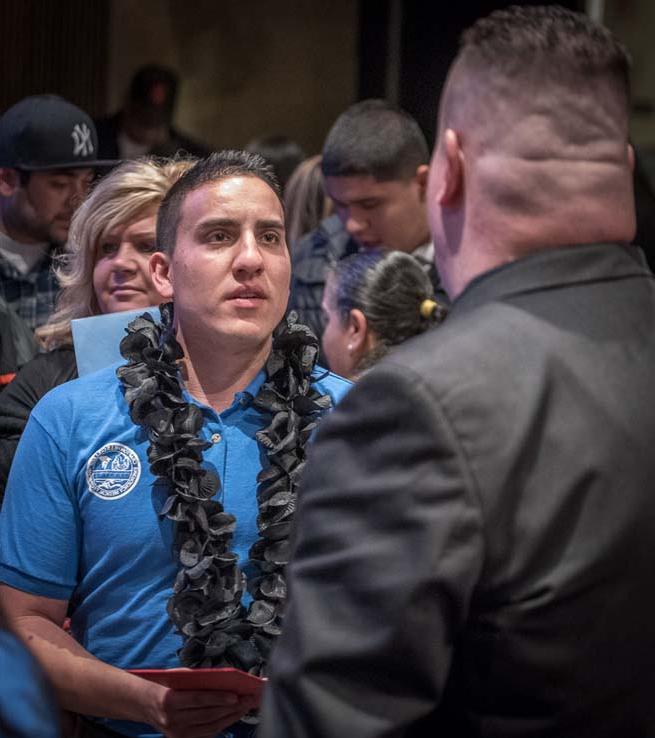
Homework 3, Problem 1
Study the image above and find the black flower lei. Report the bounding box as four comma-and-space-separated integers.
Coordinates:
116, 302, 331, 676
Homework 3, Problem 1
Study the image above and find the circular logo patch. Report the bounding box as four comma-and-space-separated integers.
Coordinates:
86, 442, 141, 500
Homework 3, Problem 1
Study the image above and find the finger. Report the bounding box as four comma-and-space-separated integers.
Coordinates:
168, 704, 253, 728
164, 688, 240, 710
166, 707, 251, 738
239, 693, 261, 709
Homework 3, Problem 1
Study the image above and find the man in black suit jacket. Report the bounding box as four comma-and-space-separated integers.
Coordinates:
261, 6, 655, 738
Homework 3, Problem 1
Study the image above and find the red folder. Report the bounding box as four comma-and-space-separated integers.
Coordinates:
128, 667, 266, 697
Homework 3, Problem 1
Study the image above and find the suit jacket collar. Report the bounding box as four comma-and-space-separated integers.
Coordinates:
452, 243, 651, 315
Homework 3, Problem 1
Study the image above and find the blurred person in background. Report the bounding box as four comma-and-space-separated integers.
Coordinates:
283, 155, 332, 249
246, 134, 306, 193
0, 295, 37, 391
321, 249, 446, 380
96, 65, 210, 161
0, 157, 193, 502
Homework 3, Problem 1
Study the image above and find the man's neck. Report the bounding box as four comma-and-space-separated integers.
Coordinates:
179, 333, 272, 413
444, 161, 636, 299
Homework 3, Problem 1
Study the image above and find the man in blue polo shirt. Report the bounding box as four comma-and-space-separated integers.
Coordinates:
0, 150, 351, 738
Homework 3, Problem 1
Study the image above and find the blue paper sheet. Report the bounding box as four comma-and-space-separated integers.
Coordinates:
71, 306, 161, 377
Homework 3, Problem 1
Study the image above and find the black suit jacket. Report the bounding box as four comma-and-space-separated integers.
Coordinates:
262, 243, 655, 738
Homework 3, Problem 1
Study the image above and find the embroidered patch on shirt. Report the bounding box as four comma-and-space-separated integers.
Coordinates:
86, 443, 141, 500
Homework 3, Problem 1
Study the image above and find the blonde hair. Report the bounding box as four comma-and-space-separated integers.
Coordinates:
283, 155, 332, 247
37, 157, 195, 349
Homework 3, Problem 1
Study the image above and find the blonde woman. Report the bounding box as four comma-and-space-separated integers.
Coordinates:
0, 158, 194, 500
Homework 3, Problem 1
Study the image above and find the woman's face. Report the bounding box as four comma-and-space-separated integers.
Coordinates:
321, 277, 358, 379
93, 210, 163, 314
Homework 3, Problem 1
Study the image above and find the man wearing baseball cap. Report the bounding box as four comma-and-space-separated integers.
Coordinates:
0, 94, 114, 331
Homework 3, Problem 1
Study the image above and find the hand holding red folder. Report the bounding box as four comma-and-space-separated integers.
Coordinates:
127, 669, 263, 737
129, 667, 266, 699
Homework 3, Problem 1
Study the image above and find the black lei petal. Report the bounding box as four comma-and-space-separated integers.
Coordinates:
116, 304, 331, 693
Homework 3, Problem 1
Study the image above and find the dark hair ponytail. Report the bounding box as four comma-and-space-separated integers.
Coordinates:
328, 249, 447, 373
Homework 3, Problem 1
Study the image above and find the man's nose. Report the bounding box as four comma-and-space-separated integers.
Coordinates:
70, 179, 91, 209
233, 234, 264, 274
344, 212, 366, 236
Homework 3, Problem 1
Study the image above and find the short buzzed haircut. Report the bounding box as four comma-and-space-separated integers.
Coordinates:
321, 99, 429, 182
156, 149, 282, 254
458, 5, 630, 104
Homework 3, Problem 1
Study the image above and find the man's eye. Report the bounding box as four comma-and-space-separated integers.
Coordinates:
360, 200, 380, 210
261, 231, 281, 244
49, 179, 70, 190
208, 231, 229, 243
138, 241, 157, 253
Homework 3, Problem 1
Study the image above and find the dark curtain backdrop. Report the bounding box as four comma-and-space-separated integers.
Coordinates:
0, 0, 109, 115
359, 0, 585, 148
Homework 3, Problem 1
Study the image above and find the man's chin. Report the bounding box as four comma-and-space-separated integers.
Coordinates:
356, 239, 382, 250
48, 226, 70, 246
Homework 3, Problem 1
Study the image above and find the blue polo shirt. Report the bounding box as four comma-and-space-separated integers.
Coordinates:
0, 362, 351, 737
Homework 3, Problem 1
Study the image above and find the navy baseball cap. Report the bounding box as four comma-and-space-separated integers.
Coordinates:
0, 94, 116, 170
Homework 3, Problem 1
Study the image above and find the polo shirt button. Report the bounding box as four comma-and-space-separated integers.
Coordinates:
210, 433, 222, 444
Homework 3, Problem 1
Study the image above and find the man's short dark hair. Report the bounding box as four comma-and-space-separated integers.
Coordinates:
156, 149, 282, 254
459, 5, 630, 101
321, 99, 429, 182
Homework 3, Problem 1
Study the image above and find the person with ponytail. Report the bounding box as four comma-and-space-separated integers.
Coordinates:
321, 249, 446, 379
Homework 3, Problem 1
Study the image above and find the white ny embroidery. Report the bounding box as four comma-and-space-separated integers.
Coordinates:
71, 123, 94, 157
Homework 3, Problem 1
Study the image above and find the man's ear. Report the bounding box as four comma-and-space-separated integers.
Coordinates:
436, 128, 464, 206
149, 251, 174, 300
0, 168, 21, 198
414, 164, 430, 200
628, 142, 635, 173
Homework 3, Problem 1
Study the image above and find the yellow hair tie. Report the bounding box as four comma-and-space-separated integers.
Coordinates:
420, 299, 438, 319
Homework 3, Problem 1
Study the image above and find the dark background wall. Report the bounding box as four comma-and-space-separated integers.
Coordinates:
0, 0, 109, 117
0, 0, 645, 158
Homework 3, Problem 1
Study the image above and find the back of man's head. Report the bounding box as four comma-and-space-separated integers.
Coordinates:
433, 6, 634, 268
156, 149, 281, 254
322, 99, 429, 182
442, 6, 630, 158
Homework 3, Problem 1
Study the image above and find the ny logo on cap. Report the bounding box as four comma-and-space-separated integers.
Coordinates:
71, 123, 94, 157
